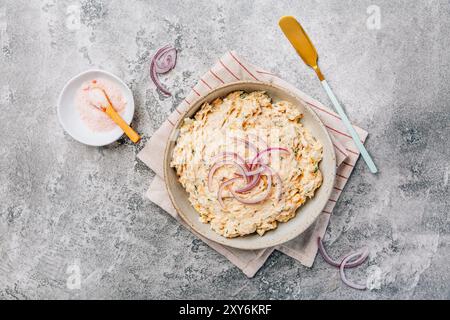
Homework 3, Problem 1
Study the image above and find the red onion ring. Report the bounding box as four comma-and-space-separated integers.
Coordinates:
235, 173, 260, 192
150, 45, 177, 96
154, 47, 177, 73
209, 144, 287, 205
230, 170, 272, 204
152, 45, 171, 68
317, 237, 369, 269
218, 177, 242, 209
248, 164, 282, 200
150, 60, 171, 96
234, 172, 261, 193
340, 252, 368, 290
208, 160, 247, 192
233, 163, 283, 198
209, 154, 261, 187
246, 166, 266, 176
230, 139, 266, 193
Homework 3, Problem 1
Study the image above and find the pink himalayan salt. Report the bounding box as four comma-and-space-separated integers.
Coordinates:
75, 78, 127, 132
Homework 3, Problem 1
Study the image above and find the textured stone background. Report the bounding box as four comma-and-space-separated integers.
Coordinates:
0, 0, 449, 299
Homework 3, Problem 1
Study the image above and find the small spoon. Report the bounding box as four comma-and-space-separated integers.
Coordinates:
88, 87, 141, 143
279, 16, 378, 174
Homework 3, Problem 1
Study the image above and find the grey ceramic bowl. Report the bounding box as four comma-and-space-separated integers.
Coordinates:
164, 81, 336, 250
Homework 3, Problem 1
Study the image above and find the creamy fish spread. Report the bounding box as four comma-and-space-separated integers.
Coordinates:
170, 91, 323, 238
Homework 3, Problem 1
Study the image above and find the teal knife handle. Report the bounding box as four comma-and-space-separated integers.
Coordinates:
321, 80, 378, 174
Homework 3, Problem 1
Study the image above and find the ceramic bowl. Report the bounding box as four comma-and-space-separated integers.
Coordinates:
164, 81, 336, 250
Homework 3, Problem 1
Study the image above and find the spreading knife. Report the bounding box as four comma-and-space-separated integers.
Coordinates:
279, 16, 378, 174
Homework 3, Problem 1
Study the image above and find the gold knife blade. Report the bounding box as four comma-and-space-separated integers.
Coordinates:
278, 15, 324, 81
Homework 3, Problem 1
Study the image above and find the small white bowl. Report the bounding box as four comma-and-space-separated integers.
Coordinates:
57, 69, 135, 146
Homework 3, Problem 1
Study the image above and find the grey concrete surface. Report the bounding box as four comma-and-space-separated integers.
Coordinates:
0, 0, 449, 300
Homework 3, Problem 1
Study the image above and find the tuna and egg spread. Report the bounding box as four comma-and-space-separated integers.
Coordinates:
170, 91, 323, 238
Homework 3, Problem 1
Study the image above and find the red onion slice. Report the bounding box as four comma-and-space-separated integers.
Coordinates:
150, 45, 177, 96
209, 144, 286, 204
230, 172, 272, 204
218, 177, 242, 209
150, 60, 171, 96
234, 172, 261, 193
347, 248, 369, 268
210, 152, 261, 181
340, 252, 368, 290
152, 44, 171, 67
246, 166, 266, 176
317, 237, 344, 267
234, 164, 282, 198
208, 160, 247, 192
317, 237, 369, 269
154, 47, 177, 74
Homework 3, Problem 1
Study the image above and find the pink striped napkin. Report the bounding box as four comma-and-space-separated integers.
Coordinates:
137, 51, 368, 277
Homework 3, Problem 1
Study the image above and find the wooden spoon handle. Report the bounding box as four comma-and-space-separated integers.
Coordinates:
105, 105, 141, 143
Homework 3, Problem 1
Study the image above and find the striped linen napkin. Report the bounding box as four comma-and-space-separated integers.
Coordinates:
137, 51, 368, 277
